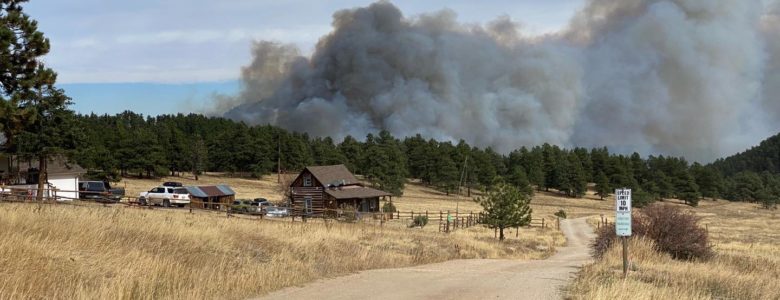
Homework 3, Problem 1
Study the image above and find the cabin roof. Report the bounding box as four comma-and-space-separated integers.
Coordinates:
304, 164, 359, 187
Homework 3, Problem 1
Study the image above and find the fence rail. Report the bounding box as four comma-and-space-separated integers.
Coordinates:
1, 187, 560, 236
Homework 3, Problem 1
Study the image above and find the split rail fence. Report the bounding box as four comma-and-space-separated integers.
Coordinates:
1, 187, 560, 234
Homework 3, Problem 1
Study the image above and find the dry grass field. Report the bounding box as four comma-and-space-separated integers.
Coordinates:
0, 174, 567, 299
7, 172, 773, 299
566, 200, 780, 299
0, 202, 564, 299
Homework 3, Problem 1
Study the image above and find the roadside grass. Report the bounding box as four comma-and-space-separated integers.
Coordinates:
566, 201, 780, 299
0, 201, 563, 299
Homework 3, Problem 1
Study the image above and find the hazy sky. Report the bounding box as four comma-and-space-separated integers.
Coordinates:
22, 0, 584, 115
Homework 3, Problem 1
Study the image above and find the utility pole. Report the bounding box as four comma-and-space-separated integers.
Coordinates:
277, 137, 282, 183
456, 156, 468, 213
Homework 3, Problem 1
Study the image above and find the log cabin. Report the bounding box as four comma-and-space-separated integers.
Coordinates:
289, 164, 391, 216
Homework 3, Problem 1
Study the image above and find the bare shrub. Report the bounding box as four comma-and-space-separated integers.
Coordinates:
592, 203, 712, 260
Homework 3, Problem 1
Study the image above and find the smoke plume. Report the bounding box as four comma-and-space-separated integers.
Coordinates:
222, 0, 780, 162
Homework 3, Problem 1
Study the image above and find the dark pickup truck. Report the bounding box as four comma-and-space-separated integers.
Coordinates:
78, 181, 125, 202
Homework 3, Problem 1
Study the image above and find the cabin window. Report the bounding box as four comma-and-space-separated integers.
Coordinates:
303, 174, 312, 187
304, 196, 312, 215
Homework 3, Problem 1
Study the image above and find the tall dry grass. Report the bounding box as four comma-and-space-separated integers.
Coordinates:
567, 201, 780, 299
0, 202, 561, 299
567, 238, 780, 299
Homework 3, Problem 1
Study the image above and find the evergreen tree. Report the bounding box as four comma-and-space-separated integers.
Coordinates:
475, 182, 532, 241
677, 172, 701, 207
508, 166, 534, 198
0, 1, 79, 199
338, 135, 362, 173
595, 171, 611, 200
526, 148, 546, 191
691, 163, 723, 200
567, 153, 588, 198
363, 131, 406, 196
190, 134, 207, 180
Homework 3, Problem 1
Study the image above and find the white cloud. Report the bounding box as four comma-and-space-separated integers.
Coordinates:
25, 0, 581, 83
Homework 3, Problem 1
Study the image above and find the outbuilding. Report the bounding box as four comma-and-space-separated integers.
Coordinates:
0, 155, 85, 201
185, 185, 236, 210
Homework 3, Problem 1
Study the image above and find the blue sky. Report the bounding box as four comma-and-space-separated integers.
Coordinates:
24, 0, 583, 116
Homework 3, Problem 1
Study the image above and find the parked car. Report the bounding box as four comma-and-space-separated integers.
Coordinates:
139, 186, 190, 207
265, 206, 289, 218
78, 181, 125, 202
230, 199, 258, 214
251, 198, 271, 210
162, 181, 183, 187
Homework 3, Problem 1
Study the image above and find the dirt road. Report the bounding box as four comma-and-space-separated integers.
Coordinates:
259, 218, 595, 300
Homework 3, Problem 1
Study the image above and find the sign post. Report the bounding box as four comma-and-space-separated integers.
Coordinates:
615, 188, 632, 278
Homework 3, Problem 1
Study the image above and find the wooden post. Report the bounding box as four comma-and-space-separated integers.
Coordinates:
622, 236, 629, 278
440, 211, 443, 222
425, 210, 429, 219
557, 217, 560, 230
542, 218, 545, 229
411, 211, 414, 220
515, 226, 519, 238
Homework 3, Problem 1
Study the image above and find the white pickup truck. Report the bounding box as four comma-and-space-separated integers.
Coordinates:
139, 186, 190, 207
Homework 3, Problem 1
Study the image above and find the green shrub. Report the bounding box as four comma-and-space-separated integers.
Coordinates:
382, 201, 397, 213
554, 209, 567, 219
410, 215, 428, 228
592, 203, 712, 260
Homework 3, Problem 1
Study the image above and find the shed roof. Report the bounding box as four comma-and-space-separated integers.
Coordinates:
16, 157, 85, 176
325, 186, 391, 200
305, 164, 359, 186
185, 185, 235, 198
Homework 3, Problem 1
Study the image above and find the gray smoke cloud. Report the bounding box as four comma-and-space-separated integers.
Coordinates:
221, 0, 780, 162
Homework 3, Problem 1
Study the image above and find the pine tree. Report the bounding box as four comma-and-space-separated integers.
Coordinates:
691, 163, 723, 200
191, 134, 208, 180
595, 171, 611, 200
377, 131, 407, 196
567, 153, 588, 198
363, 131, 406, 196
338, 135, 362, 173
475, 182, 532, 241
677, 172, 701, 207
526, 148, 546, 191
1, 1, 79, 199
508, 166, 534, 198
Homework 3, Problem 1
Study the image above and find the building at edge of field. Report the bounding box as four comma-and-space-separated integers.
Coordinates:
185, 185, 236, 210
289, 164, 391, 216
0, 155, 85, 201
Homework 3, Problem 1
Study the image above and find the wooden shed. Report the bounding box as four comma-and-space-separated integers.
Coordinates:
185, 185, 235, 210
289, 165, 391, 216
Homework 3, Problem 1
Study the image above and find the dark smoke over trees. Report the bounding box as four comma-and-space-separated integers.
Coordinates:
220, 0, 780, 163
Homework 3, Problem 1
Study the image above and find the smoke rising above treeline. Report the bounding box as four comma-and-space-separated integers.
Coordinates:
220, 0, 780, 163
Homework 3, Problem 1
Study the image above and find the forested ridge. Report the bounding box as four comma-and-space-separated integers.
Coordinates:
71, 112, 779, 208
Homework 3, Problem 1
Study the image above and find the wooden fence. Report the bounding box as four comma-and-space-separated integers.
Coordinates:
1, 187, 560, 236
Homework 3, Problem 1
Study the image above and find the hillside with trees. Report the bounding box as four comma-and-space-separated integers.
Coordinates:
69, 112, 773, 209
710, 133, 780, 208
